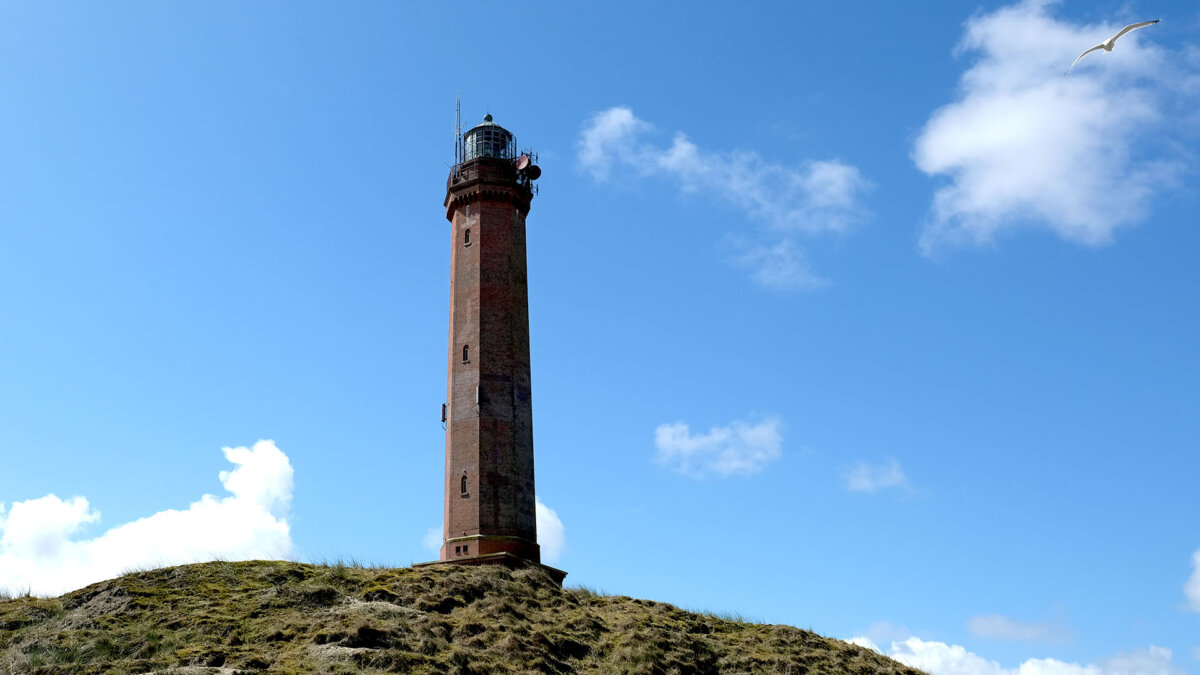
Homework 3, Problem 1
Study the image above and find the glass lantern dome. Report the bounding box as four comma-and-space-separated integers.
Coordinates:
462, 114, 516, 161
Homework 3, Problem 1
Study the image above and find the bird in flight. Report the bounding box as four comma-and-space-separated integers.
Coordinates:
1065, 19, 1160, 74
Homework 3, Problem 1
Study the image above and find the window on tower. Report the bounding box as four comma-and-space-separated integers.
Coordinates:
462, 345, 469, 363
464, 228, 471, 246
461, 474, 468, 495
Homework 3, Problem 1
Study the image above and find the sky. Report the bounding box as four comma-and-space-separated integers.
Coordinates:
1, 1, 1198, 673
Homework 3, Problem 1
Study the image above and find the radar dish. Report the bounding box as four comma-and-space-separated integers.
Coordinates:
515, 155, 531, 171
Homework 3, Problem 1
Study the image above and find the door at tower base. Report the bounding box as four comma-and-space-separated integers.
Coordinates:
416, 114, 564, 586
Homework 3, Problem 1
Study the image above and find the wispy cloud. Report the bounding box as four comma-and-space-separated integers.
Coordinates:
967, 614, 1071, 644
654, 417, 782, 478
855, 621, 913, 646
1185, 549, 1200, 613
578, 106, 650, 182
732, 239, 830, 292
852, 636, 1181, 675
843, 459, 909, 494
579, 106, 868, 290
422, 527, 442, 553
0, 440, 294, 596
913, 0, 1194, 254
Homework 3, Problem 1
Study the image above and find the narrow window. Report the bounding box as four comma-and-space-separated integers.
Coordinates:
455, 545, 461, 555
464, 228, 471, 246
463, 544, 469, 554
462, 344, 469, 363
461, 475, 468, 495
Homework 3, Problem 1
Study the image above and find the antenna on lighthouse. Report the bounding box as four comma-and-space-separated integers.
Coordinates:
454, 93, 463, 166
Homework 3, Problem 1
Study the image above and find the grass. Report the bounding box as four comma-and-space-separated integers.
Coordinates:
0, 561, 925, 674
0, 587, 32, 602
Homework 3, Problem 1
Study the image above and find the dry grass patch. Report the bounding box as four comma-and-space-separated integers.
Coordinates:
0, 561, 922, 674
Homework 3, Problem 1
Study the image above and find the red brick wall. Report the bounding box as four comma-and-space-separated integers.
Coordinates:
440, 158, 540, 564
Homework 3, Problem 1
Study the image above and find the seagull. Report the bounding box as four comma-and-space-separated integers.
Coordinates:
1065, 19, 1160, 74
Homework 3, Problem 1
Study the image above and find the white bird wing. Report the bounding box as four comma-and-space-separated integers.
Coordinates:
1065, 44, 1105, 74
1110, 19, 1160, 43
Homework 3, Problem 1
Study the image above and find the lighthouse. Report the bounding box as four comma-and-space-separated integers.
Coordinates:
429, 112, 563, 583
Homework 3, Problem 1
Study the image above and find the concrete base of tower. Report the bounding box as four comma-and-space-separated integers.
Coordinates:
438, 533, 542, 563
414, 552, 567, 587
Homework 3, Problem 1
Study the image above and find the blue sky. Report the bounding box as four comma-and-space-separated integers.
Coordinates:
1, 1, 1198, 673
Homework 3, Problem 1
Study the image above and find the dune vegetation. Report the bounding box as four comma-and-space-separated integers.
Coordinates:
0, 560, 922, 674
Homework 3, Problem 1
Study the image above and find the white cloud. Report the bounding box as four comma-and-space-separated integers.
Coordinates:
420, 495, 566, 565
913, 0, 1192, 253
577, 106, 651, 182
655, 417, 782, 478
851, 637, 1180, 675
1185, 549, 1200, 612
1096, 647, 1184, 675
967, 614, 1070, 644
218, 442, 292, 514
850, 636, 883, 652
535, 498, 565, 565
0, 494, 99, 563
0, 440, 294, 597
733, 239, 829, 292
887, 637, 1016, 675
843, 459, 908, 493
422, 527, 442, 553
579, 106, 868, 290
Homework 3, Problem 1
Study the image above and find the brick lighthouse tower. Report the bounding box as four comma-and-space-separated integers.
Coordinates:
428, 111, 564, 583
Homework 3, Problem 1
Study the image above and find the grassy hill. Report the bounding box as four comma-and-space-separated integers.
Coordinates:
0, 560, 922, 674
